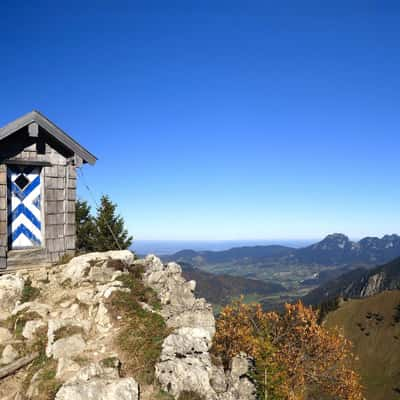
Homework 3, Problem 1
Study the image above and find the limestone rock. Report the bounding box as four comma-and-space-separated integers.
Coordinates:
0, 327, 12, 344
156, 327, 217, 399
360, 272, 385, 297
1, 344, 19, 365
46, 319, 91, 357
55, 377, 138, 400
0, 275, 24, 320
223, 354, 257, 400
12, 301, 51, 319
94, 303, 112, 333
56, 358, 81, 380
52, 334, 86, 360
22, 320, 46, 340
142, 256, 215, 337
60, 251, 134, 286
56, 362, 138, 400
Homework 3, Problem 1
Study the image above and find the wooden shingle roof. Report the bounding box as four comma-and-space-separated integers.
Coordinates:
0, 110, 97, 165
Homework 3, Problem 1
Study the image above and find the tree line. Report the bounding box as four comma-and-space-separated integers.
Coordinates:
76, 195, 133, 252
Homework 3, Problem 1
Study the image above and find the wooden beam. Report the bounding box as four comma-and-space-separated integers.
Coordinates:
0, 352, 39, 380
5, 159, 52, 167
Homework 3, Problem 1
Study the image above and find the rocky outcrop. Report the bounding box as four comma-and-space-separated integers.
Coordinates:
141, 256, 215, 337
55, 362, 139, 400
0, 274, 24, 320
0, 252, 256, 400
360, 272, 385, 297
141, 255, 256, 400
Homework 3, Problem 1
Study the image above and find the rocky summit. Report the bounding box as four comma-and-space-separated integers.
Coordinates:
0, 251, 256, 400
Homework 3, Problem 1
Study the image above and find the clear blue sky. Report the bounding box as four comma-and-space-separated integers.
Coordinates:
1, 1, 399, 240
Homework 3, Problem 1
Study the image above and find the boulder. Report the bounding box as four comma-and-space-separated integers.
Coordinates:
56, 358, 81, 380
22, 320, 46, 340
1, 345, 19, 365
56, 362, 138, 400
46, 319, 91, 357
55, 377, 138, 400
52, 334, 86, 360
60, 251, 134, 286
0, 275, 24, 320
156, 327, 218, 399
12, 301, 51, 319
0, 327, 12, 344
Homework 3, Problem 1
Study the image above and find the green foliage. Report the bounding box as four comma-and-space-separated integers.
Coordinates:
13, 311, 42, 339
76, 195, 133, 252
76, 199, 97, 252
21, 278, 40, 303
317, 296, 340, 324
93, 195, 133, 251
154, 391, 175, 400
178, 392, 205, 400
53, 325, 85, 342
250, 329, 287, 400
100, 356, 120, 369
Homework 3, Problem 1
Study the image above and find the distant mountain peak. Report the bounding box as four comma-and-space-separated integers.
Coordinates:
311, 233, 351, 250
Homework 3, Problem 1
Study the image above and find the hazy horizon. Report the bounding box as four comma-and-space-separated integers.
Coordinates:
131, 232, 400, 255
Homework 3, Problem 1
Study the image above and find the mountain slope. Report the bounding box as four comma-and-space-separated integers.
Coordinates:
181, 263, 286, 306
165, 234, 400, 269
166, 245, 294, 266
325, 291, 400, 400
295, 233, 400, 265
303, 257, 400, 306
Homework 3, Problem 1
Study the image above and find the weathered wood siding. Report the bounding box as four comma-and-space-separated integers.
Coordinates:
0, 130, 77, 266
0, 165, 7, 268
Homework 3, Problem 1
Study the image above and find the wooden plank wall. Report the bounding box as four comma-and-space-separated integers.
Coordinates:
3, 141, 77, 265
0, 165, 7, 269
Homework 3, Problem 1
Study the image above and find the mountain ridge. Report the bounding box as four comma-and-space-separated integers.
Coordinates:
303, 256, 400, 305
164, 233, 400, 268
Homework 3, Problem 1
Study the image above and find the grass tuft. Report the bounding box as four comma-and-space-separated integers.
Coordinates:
53, 325, 85, 342
106, 268, 168, 384
178, 391, 206, 400
21, 278, 41, 303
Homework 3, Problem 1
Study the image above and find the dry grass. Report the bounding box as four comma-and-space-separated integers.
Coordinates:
20, 278, 41, 303
53, 325, 85, 342
106, 267, 168, 384
19, 326, 61, 400
325, 290, 400, 400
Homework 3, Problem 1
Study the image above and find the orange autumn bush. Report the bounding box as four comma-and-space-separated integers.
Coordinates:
213, 299, 364, 400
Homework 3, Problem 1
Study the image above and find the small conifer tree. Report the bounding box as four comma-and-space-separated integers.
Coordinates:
76, 199, 96, 252
94, 195, 133, 251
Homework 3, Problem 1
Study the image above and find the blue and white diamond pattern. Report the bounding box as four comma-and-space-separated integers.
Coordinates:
8, 166, 42, 248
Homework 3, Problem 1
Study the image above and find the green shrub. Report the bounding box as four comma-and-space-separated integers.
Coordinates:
178, 391, 206, 400
21, 278, 41, 303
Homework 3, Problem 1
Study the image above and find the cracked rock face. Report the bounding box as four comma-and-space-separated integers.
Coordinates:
142, 255, 257, 400
55, 362, 139, 400
141, 255, 216, 337
0, 274, 24, 320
